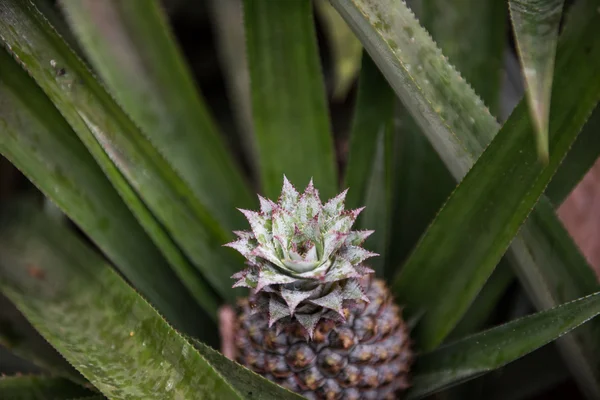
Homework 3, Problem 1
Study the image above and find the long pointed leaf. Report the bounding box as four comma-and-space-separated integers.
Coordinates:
0, 376, 93, 400
60, 0, 253, 233
344, 54, 395, 275
244, 0, 337, 199
330, 2, 600, 394
0, 294, 82, 383
422, 0, 507, 114
0, 45, 213, 333
0, 0, 241, 301
408, 291, 600, 399
0, 204, 302, 400
509, 0, 564, 161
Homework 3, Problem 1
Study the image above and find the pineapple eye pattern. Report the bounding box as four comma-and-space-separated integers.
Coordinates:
227, 177, 413, 399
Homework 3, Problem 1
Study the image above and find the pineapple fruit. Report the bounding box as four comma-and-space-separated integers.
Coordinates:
226, 177, 412, 399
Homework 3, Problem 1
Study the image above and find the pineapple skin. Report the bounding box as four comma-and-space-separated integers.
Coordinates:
235, 278, 412, 400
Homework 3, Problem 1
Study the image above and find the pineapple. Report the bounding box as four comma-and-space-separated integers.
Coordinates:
226, 177, 412, 399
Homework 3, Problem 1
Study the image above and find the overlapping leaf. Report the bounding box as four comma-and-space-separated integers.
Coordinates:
244, 0, 337, 199
0, 0, 241, 301
61, 0, 254, 232
408, 291, 600, 398
509, 0, 564, 161
0, 44, 212, 333
0, 203, 302, 400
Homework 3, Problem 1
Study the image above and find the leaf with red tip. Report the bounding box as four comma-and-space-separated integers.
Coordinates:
251, 246, 284, 269
345, 230, 374, 246
232, 269, 259, 289
296, 311, 323, 339
223, 238, 257, 261
310, 286, 345, 317
239, 209, 272, 246
269, 298, 291, 327
258, 195, 277, 216
323, 188, 348, 217
280, 176, 300, 211
298, 181, 322, 223
233, 230, 254, 240
272, 208, 295, 245
326, 207, 363, 234
323, 232, 349, 259
342, 280, 370, 302
339, 245, 378, 264
323, 259, 360, 283
281, 287, 320, 315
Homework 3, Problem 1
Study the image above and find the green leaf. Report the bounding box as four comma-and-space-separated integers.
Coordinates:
508, 197, 600, 399
316, 0, 363, 99
0, 294, 82, 384
0, 203, 301, 400
546, 104, 600, 205
407, 290, 600, 399
509, 0, 564, 162
0, 0, 240, 302
392, 0, 600, 349
0, 376, 93, 400
244, 0, 337, 199
422, 0, 507, 114
0, 45, 213, 333
479, 345, 569, 400
448, 261, 514, 340
191, 340, 303, 400
387, 106, 455, 271
329, 0, 498, 179
60, 0, 254, 233
343, 54, 395, 275
207, 0, 257, 174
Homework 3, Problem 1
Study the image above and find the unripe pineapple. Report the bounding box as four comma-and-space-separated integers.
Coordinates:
226, 177, 412, 399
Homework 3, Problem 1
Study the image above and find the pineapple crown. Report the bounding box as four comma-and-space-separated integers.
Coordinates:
225, 176, 377, 339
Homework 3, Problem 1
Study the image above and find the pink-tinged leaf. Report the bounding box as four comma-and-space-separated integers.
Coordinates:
239, 209, 272, 245
284, 245, 321, 271
345, 230, 374, 246
281, 286, 320, 315
355, 265, 376, 276
310, 285, 344, 317
223, 238, 257, 260
321, 310, 346, 324
269, 297, 291, 327
304, 243, 319, 262
326, 207, 364, 233
323, 232, 349, 260
323, 188, 348, 217
272, 207, 294, 243
342, 279, 370, 302
279, 176, 299, 211
339, 245, 378, 265
296, 311, 323, 339
256, 264, 297, 292
232, 268, 259, 288
323, 259, 360, 283
251, 246, 284, 269
233, 230, 255, 240
258, 195, 277, 215
301, 216, 322, 245
298, 180, 323, 223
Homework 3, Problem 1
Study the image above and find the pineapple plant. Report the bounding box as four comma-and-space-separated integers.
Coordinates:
0, 0, 599, 399
228, 178, 412, 399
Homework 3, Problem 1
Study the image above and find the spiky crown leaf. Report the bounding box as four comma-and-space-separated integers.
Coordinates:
226, 177, 377, 339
